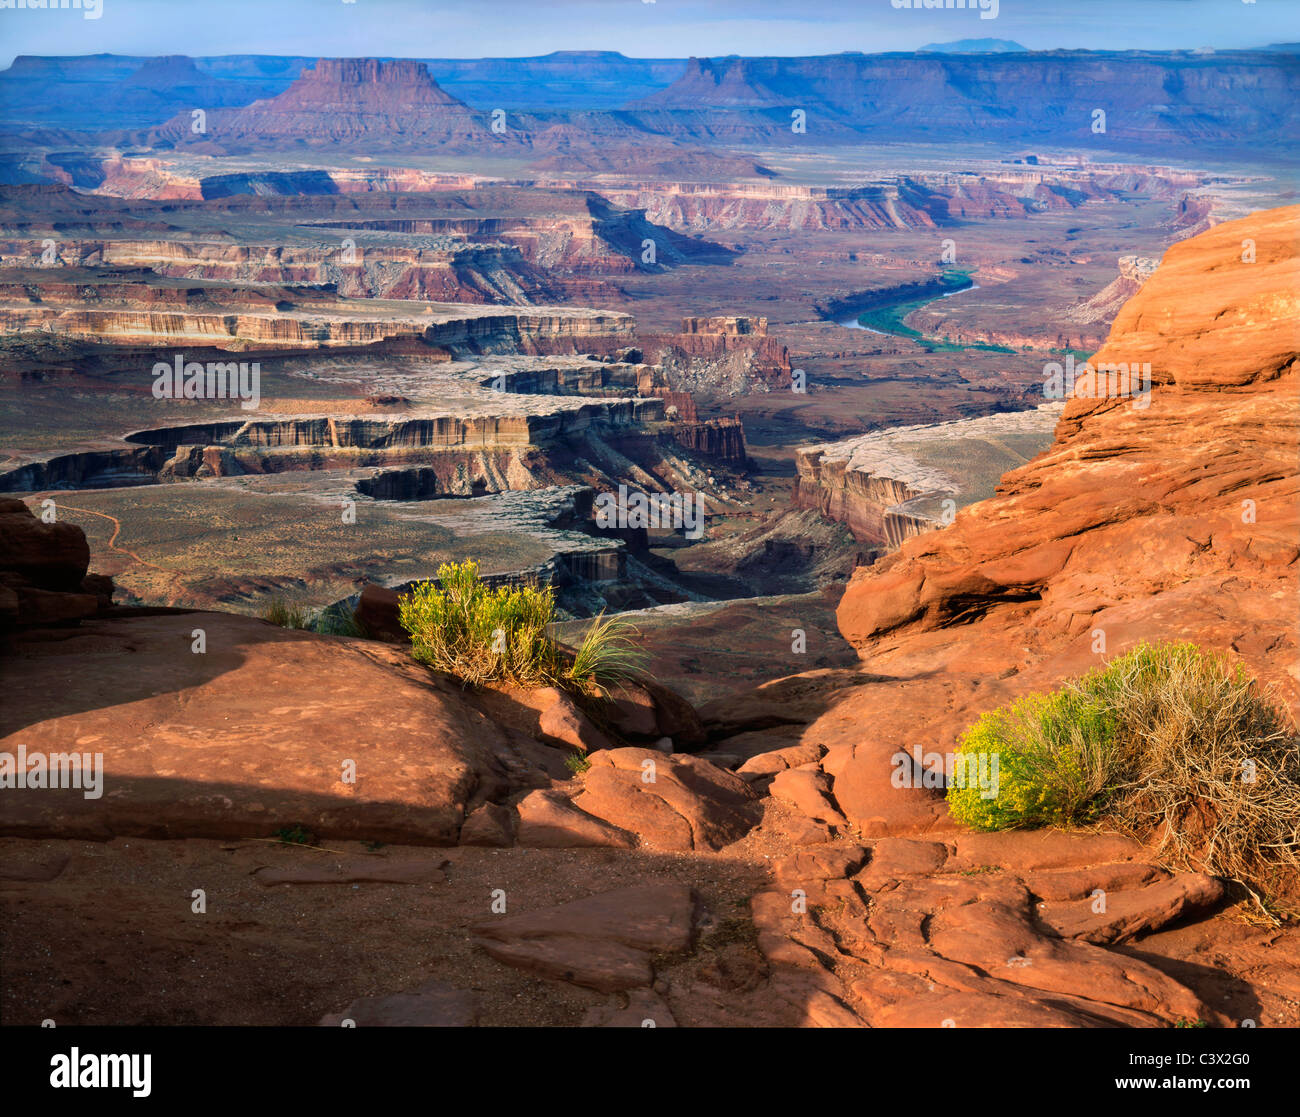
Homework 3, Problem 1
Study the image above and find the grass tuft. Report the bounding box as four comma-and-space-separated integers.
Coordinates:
564, 751, 591, 775
564, 609, 649, 696
262, 599, 311, 629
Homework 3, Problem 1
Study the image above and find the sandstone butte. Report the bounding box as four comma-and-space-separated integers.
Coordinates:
0, 206, 1297, 1028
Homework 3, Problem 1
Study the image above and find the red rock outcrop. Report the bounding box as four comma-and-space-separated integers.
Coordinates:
0, 610, 559, 843
825, 204, 1299, 837
0, 498, 114, 648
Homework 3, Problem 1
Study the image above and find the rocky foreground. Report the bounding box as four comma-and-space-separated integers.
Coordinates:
2, 207, 1298, 1027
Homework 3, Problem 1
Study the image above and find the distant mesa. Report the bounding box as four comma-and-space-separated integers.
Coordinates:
632, 51, 1299, 152
150, 57, 488, 150
919, 39, 1028, 53
122, 54, 208, 90
286, 57, 469, 106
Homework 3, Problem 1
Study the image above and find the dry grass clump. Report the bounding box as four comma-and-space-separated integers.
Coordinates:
949, 642, 1300, 919
262, 599, 311, 629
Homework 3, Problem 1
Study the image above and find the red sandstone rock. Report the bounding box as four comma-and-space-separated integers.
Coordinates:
514, 788, 636, 849
825, 206, 1299, 841
535, 688, 616, 754
573, 748, 760, 852
597, 677, 706, 747
0, 498, 89, 590
1036, 872, 1226, 944
458, 802, 516, 848
0, 612, 549, 844
768, 768, 847, 828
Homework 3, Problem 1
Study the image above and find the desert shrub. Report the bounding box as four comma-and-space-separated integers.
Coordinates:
262, 599, 311, 629
947, 642, 1300, 914
399, 560, 557, 686
947, 688, 1120, 831
397, 560, 645, 694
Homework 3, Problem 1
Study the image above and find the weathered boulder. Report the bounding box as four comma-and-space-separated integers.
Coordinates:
573, 748, 760, 852
514, 788, 636, 849
0, 497, 90, 589
458, 802, 516, 847
599, 677, 705, 747
1036, 872, 1226, 944
0, 499, 111, 646
536, 688, 616, 754
768, 767, 847, 828
0, 611, 545, 844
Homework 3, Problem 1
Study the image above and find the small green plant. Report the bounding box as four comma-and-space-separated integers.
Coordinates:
399, 560, 559, 686
398, 560, 646, 694
565, 609, 649, 696
946, 642, 1300, 916
564, 751, 591, 775
1174, 1018, 1209, 1029
273, 825, 315, 845
361, 840, 386, 852
263, 599, 311, 629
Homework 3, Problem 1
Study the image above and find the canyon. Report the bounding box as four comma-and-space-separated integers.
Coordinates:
0, 38, 1297, 1037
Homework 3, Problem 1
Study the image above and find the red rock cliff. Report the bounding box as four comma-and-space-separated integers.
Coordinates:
838, 204, 1299, 708
822, 205, 1298, 838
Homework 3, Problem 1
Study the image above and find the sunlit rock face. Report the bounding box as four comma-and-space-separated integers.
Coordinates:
836, 205, 1300, 721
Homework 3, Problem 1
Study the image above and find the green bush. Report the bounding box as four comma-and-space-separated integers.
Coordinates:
398, 559, 646, 694
947, 641, 1300, 913
947, 688, 1118, 831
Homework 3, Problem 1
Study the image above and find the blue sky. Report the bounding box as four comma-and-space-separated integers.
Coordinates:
1, 0, 1296, 66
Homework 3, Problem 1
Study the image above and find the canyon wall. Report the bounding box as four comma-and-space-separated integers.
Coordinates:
631, 52, 1300, 153
795, 406, 1064, 550
836, 205, 1300, 714
641, 315, 792, 393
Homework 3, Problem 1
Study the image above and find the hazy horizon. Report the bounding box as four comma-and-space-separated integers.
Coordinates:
1, 0, 1296, 69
